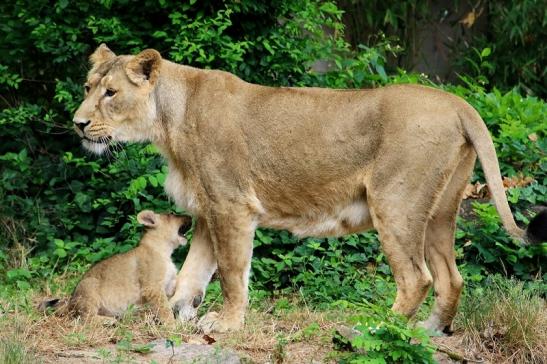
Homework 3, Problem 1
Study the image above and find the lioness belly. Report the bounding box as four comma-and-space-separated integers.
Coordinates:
259, 200, 373, 237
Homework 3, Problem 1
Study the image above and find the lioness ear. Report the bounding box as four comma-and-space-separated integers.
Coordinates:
125, 49, 162, 86
137, 210, 158, 227
90, 44, 116, 66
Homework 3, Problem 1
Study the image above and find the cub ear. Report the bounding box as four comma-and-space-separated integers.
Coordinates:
137, 210, 159, 227
90, 44, 116, 66
125, 49, 162, 86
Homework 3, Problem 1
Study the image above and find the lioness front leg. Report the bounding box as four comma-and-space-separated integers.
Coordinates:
170, 218, 217, 321
197, 209, 255, 334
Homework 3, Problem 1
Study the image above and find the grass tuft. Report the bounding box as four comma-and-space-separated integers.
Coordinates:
0, 319, 41, 364
457, 275, 547, 363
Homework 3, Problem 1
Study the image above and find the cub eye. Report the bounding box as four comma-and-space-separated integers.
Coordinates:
84, 85, 90, 93
104, 88, 116, 97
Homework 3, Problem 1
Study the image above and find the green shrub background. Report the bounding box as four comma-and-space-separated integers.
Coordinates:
1, 0, 545, 297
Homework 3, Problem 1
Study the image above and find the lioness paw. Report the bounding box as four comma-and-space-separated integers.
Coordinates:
197, 312, 243, 334
171, 294, 203, 322
417, 316, 453, 336
173, 303, 197, 322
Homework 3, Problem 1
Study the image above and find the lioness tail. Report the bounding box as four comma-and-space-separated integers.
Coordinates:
459, 106, 546, 243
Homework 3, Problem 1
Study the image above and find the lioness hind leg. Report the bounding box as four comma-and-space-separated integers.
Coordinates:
367, 195, 433, 318
375, 219, 433, 318
422, 150, 475, 334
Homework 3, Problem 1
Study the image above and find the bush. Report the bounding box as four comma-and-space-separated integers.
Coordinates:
458, 0, 546, 97
456, 201, 546, 281
0, 1, 545, 298
448, 79, 546, 178
251, 230, 395, 306
0, 0, 395, 284
335, 302, 436, 364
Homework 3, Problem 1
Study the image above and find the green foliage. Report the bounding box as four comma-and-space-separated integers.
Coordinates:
0, 337, 40, 364
459, 0, 546, 96
0, 0, 545, 314
117, 333, 154, 354
449, 79, 546, 178
456, 201, 546, 281
0, 0, 393, 277
342, 0, 546, 97
252, 230, 395, 305
336, 302, 436, 364
444, 70, 546, 282
0, 141, 172, 281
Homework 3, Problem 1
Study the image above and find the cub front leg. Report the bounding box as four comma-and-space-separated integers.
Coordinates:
142, 286, 176, 326
170, 218, 217, 321
197, 208, 255, 334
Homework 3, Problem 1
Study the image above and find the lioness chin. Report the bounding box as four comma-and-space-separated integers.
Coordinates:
73, 44, 546, 334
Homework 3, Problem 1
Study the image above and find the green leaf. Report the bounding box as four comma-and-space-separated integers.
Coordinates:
7, 268, 32, 280
148, 175, 158, 187
481, 47, 491, 58
54, 248, 67, 258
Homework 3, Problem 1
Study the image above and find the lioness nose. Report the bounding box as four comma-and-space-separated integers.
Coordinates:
74, 119, 90, 132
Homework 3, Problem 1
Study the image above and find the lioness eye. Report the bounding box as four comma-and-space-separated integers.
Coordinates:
105, 89, 116, 97
84, 85, 90, 93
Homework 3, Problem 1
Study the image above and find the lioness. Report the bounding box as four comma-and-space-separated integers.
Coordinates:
66, 210, 191, 324
73, 44, 546, 334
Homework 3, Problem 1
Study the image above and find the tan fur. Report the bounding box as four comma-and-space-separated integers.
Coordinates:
73, 44, 527, 334
66, 210, 191, 325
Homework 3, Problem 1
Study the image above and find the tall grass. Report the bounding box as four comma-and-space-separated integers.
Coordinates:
0, 334, 40, 364
457, 275, 547, 363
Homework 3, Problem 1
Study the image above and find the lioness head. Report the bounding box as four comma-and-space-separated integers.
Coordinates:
73, 44, 162, 154
137, 210, 192, 248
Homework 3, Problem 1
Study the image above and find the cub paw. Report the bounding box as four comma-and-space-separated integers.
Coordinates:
197, 311, 243, 334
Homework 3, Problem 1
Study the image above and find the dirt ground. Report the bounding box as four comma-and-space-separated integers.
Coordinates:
0, 293, 488, 364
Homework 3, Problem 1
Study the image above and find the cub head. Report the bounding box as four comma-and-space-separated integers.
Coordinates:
137, 210, 192, 249
73, 44, 162, 154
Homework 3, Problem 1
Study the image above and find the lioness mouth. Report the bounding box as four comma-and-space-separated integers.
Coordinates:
83, 136, 110, 144
82, 137, 111, 155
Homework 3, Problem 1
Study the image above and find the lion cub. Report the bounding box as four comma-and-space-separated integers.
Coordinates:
67, 210, 192, 325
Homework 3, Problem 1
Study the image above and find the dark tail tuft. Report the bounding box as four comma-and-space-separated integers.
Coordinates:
37, 298, 61, 311
526, 209, 547, 244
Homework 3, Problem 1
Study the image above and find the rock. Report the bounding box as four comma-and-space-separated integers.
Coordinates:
51, 339, 241, 364
147, 339, 241, 364
333, 325, 364, 353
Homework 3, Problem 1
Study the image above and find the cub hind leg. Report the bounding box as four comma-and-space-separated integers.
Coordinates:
68, 278, 107, 323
